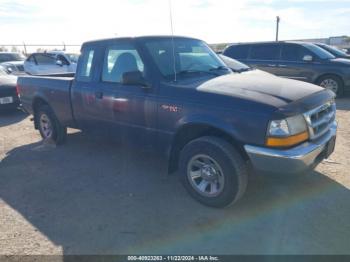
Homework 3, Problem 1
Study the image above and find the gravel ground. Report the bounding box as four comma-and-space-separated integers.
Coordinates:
0, 98, 349, 255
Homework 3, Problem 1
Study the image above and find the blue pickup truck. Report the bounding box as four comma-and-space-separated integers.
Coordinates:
18, 36, 337, 207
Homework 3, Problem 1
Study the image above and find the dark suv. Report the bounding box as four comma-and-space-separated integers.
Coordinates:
223, 41, 350, 96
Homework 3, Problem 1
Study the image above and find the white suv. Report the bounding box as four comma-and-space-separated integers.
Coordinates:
24, 51, 79, 75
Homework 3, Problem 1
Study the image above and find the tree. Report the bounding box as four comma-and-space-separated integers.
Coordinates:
11, 46, 19, 53
36, 48, 47, 52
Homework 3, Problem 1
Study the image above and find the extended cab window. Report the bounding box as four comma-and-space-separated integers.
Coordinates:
250, 44, 280, 60
225, 45, 250, 59
102, 43, 144, 83
77, 49, 95, 81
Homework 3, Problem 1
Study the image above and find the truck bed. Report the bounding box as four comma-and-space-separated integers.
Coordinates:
18, 75, 75, 126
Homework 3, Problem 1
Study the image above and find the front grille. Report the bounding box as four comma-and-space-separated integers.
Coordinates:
304, 101, 336, 140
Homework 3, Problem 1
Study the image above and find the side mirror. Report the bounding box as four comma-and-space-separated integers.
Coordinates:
56, 60, 63, 66
303, 55, 313, 62
122, 71, 150, 88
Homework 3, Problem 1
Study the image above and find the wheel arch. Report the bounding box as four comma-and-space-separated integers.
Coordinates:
32, 96, 50, 129
167, 122, 248, 174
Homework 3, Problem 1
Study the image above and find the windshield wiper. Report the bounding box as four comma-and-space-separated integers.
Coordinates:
209, 65, 230, 72
176, 70, 221, 77
235, 67, 252, 73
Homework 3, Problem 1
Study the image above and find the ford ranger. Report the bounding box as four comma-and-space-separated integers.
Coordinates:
18, 36, 337, 208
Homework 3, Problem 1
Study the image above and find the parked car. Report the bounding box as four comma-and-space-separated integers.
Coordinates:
0, 67, 20, 110
0, 52, 26, 63
0, 61, 26, 75
18, 36, 337, 208
223, 41, 350, 96
24, 51, 77, 75
315, 43, 350, 59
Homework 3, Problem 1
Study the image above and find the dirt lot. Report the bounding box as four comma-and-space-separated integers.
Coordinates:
0, 99, 350, 255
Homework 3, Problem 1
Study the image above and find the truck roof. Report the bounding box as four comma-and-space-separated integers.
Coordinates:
82, 35, 201, 47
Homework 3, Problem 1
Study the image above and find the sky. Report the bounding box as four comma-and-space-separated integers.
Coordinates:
0, 0, 350, 52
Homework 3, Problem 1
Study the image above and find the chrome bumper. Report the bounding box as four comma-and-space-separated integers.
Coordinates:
244, 122, 337, 174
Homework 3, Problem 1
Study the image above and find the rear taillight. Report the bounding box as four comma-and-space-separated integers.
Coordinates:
16, 84, 20, 97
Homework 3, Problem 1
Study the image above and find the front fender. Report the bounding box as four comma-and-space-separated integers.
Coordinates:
175, 114, 242, 142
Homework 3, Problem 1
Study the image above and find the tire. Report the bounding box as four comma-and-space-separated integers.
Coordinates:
316, 75, 344, 97
35, 104, 67, 145
179, 136, 248, 208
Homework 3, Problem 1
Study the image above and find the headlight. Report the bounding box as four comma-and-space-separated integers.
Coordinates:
266, 115, 309, 147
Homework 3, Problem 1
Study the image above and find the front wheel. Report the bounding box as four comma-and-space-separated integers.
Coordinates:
35, 105, 67, 145
179, 136, 248, 208
316, 75, 344, 97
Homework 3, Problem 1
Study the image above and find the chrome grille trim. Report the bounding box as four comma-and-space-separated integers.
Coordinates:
303, 101, 336, 140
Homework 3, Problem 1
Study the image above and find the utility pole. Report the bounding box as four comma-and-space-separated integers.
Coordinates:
276, 16, 280, 41
23, 42, 27, 56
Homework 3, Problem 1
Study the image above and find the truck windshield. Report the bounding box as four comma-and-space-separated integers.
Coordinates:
144, 38, 230, 79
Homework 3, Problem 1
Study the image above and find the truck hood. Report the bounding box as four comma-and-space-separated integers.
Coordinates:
197, 70, 323, 108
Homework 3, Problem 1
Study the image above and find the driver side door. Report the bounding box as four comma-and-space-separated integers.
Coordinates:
96, 40, 158, 148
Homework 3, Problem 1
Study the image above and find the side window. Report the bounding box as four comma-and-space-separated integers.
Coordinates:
77, 49, 95, 82
35, 54, 56, 65
27, 55, 35, 63
250, 44, 280, 60
57, 55, 69, 65
281, 44, 313, 61
225, 45, 250, 59
102, 43, 144, 83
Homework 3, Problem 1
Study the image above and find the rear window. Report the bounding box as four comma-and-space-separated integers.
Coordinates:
224, 45, 250, 59
250, 44, 280, 60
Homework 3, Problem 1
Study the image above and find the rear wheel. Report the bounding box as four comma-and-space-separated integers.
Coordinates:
35, 105, 67, 145
316, 75, 344, 97
179, 136, 248, 208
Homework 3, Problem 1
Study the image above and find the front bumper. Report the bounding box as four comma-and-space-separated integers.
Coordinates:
244, 121, 337, 174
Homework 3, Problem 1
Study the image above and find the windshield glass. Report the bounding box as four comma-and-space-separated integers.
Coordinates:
66, 53, 80, 63
304, 44, 335, 59
144, 38, 229, 79
320, 44, 348, 57
219, 54, 250, 71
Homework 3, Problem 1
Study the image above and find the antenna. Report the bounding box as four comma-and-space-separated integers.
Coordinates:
168, 0, 177, 82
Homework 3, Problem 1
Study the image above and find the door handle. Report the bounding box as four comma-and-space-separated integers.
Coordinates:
267, 64, 276, 67
279, 64, 288, 67
95, 91, 103, 99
